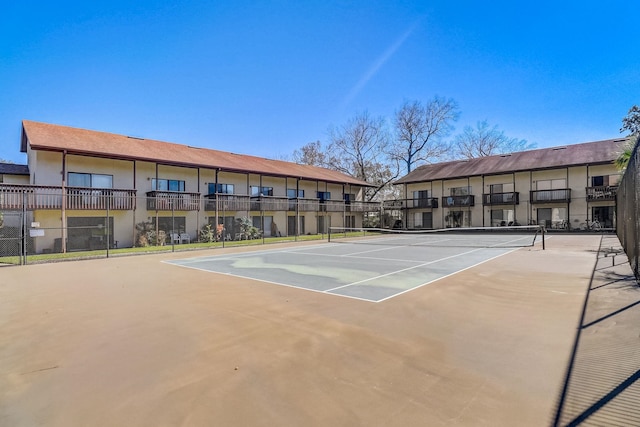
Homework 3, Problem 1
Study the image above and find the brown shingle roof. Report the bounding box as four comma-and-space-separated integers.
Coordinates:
21, 120, 371, 186
0, 163, 29, 175
395, 138, 629, 184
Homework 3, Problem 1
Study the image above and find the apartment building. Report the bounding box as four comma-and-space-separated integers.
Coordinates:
0, 120, 377, 254
388, 138, 629, 230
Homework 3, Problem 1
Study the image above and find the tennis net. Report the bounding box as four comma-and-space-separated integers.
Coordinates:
328, 225, 545, 249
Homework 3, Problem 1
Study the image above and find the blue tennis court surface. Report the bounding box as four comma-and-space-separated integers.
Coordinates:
165, 234, 542, 302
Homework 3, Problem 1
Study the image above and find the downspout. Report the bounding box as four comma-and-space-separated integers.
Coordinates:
513, 171, 516, 225
482, 175, 485, 227
155, 163, 159, 243
132, 160, 136, 248
296, 178, 300, 238
196, 168, 201, 237
566, 166, 570, 226
215, 168, 219, 229
441, 179, 445, 228
61, 150, 67, 253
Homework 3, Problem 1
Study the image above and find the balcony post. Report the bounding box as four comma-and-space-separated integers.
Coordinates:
61, 150, 67, 253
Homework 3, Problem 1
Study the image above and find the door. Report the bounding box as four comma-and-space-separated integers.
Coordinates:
537, 208, 551, 228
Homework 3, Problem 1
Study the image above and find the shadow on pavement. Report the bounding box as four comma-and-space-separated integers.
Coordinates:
552, 234, 640, 426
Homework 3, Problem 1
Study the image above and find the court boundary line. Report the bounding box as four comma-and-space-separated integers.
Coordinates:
375, 247, 522, 302
324, 246, 490, 292
163, 261, 377, 303
164, 238, 535, 302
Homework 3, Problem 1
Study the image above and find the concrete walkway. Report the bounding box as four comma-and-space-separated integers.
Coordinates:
552, 234, 640, 426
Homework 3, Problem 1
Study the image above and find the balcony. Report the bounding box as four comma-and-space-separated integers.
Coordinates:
382, 198, 438, 209
320, 200, 348, 212
146, 191, 201, 211
482, 192, 520, 206
250, 196, 290, 211
202, 194, 377, 213
346, 201, 381, 212
442, 195, 475, 207
67, 188, 137, 210
530, 189, 571, 204
204, 194, 251, 211
0, 184, 137, 210
295, 198, 320, 212
586, 185, 617, 201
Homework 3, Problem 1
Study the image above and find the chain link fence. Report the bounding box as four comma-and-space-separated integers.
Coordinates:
0, 211, 25, 263
616, 138, 640, 280
0, 193, 382, 265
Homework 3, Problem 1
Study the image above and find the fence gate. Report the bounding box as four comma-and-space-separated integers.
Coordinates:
0, 211, 25, 264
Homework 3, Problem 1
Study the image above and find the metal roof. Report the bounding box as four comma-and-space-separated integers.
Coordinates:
21, 120, 372, 187
395, 138, 629, 184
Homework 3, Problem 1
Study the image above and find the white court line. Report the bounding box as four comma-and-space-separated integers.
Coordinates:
164, 234, 546, 303
166, 244, 330, 265
324, 246, 489, 292
164, 260, 377, 303
375, 248, 521, 303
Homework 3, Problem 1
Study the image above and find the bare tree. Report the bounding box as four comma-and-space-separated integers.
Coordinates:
327, 112, 398, 201
453, 120, 534, 159
291, 140, 328, 167
392, 97, 459, 174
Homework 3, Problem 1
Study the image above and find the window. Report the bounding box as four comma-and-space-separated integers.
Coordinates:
287, 189, 304, 198
344, 193, 355, 202
345, 215, 356, 228
490, 183, 514, 193
412, 212, 432, 228
67, 217, 114, 251
317, 191, 331, 201
491, 209, 514, 226
536, 179, 565, 190
208, 183, 234, 195
68, 172, 113, 188
413, 190, 433, 208
251, 186, 273, 196
445, 210, 471, 228
591, 175, 619, 186
152, 179, 185, 192
151, 216, 186, 234
450, 186, 471, 196
537, 207, 566, 229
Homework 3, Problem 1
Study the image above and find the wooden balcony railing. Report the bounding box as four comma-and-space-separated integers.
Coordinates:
319, 200, 343, 212
251, 196, 290, 211
382, 198, 438, 209
530, 189, 571, 204
67, 187, 137, 210
202, 194, 377, 213
586, 185, 618, 201
205, 194, 251, 211
146, 191, 201, 211
0, 184, 137, 210
482, 192, 520, 206
295, 198, 320, 212
346, 201, 381, 212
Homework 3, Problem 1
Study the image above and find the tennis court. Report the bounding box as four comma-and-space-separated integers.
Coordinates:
2, 232, 637, 427
166, 227, 544, 302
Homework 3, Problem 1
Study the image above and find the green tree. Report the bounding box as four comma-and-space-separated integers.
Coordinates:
616, 105, 640, 171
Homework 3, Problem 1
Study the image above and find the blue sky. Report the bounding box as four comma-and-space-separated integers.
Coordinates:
1, 1, 638, 165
